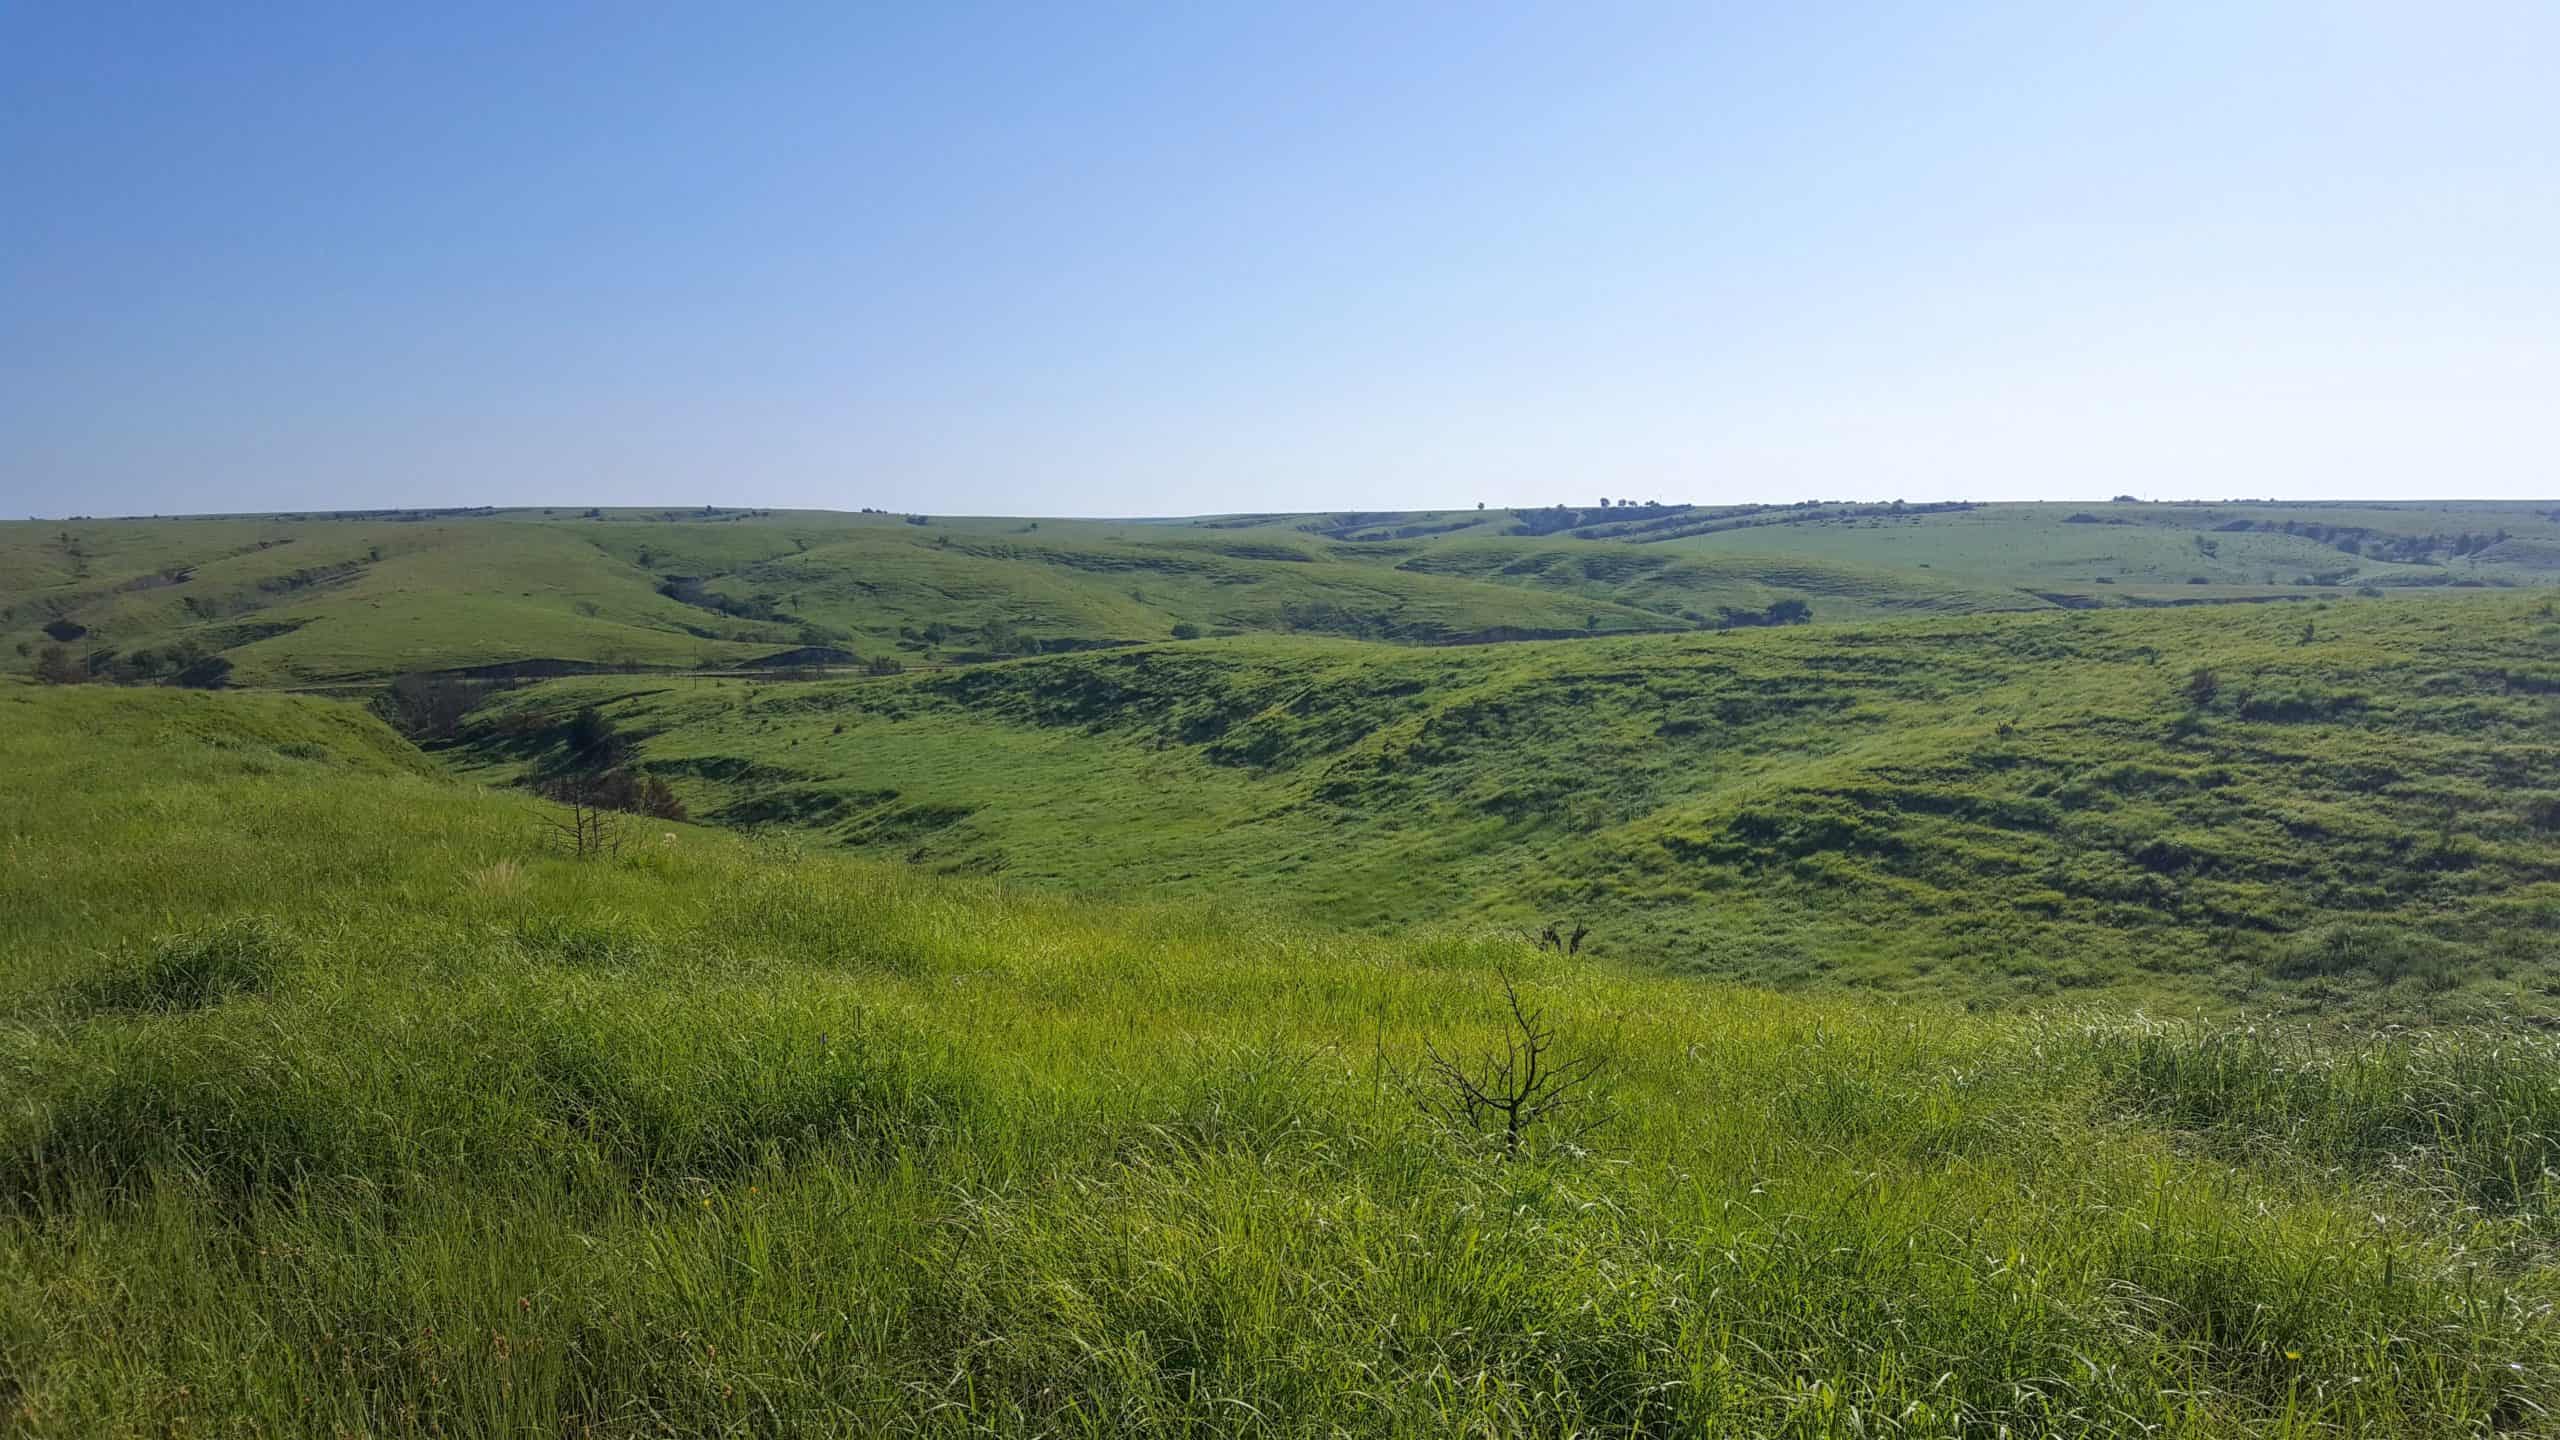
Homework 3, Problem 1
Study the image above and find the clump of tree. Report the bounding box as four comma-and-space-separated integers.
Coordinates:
979, 617, 1027, 655
532, 706, 686, 822
1510, 506, 1599, 537
381, 672, 488, 741
163, 654, 232, 688
1714, 598, 1813, 629
537, 766, 686, 822
564, 705, 626, 768
107, 638, 224, 686
31, 644, 87, 685
658, 576, 791, 623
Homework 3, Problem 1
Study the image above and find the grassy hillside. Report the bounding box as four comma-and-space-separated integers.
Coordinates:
1389, 537, 2037, 623
0, 512, 1738, 684
17, 501, 2550, 685
453, 589, 2560, 1020
1647, 502, 2546, 606
5, 685, 2559, 1435
0, 517, 805, 685
670, 528, 1686, 655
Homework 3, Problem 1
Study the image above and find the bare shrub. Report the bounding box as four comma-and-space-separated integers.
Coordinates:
1401, 971, 1611, 1159
543, 780, 625, 859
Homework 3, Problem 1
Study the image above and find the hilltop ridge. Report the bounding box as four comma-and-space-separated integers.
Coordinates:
11, 499, 2555, 685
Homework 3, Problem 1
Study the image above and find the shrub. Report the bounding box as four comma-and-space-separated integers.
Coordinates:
2235, 687, 2362, 722
1712, 599, 1814, 629
1170, 622, 1203, 640
380, 672, 486, 739
171, 655, 233, 689
2522, 794, 2560, 834
980, 618, 1025, 654
1401, 972, 1611, 1159
536, 766, 688, 821
30, 644, 85, 685
565, 705, 626, 767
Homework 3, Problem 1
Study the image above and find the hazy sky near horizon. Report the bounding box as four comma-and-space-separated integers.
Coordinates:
4, 2, 2554, 519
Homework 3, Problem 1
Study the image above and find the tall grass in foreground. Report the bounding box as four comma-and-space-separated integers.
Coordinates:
3, 686, 2558, 1435
2089, 1020, 2560, 1233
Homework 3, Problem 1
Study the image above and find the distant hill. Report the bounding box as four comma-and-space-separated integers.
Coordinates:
12, 500, 2554, 684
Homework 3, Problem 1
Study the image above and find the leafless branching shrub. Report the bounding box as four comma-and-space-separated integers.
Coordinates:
545, 781, 624, 859
1402, 971, 1612, 1159
1530, 919, 1591, 955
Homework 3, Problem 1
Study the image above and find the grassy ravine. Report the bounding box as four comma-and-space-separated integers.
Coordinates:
459, 589, 2560, 1022
6, 687, 2560, 1436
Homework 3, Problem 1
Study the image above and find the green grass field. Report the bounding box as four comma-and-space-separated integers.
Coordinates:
446, 587, 2560, 1022
13, 500, 2556, 684
6, 685, 2560, 1435
9, 502, 2560, 1433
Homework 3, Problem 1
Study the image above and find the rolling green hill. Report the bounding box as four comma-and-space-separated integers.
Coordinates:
5, 684, 2557, 1434
0, 511, 1765, 683
448, 588, 2560, 1021
14, 499, 2560, 1021
1647, 501, 2554, 605
0, 516, 806, 685
15, 500, 2554, 686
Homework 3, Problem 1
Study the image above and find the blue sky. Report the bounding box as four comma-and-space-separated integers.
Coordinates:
3, 1, 2553, 517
